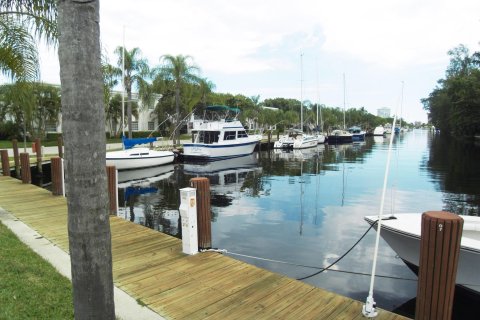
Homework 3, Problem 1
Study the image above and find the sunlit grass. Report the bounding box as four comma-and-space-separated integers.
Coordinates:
0, 222, 74, 319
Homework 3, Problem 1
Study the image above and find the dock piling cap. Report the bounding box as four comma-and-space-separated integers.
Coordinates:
422, 211, 463, 222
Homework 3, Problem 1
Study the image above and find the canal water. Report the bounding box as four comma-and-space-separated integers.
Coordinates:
116, 129, 479, 319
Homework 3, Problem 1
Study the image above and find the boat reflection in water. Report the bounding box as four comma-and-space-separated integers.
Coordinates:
117, 164, 178, 235
182, 154, 262, 209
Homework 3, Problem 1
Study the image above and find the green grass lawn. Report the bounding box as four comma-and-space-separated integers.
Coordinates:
0, 222, 74, 319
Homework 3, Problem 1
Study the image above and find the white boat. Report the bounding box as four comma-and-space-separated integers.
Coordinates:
183, 105, 260, 159
316, 133, 326, 144
274, 129, 318, 149
274, 134, 295, 149
364, 213, 480, 297
106, 146, 174, 170
373, 126, 385, 136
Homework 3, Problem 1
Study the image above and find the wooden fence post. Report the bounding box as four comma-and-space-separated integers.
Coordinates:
12, 139, 20, 177
106, 166, 117, 215
51, 157, 64, 196
415, 211, 463, 320
20, 152, 31, 184
190, 177, 212, 249
35, 138, 42, 174
1, 150, 10, 176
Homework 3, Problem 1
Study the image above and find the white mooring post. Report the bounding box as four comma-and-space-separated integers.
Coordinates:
179, 187, 198, 255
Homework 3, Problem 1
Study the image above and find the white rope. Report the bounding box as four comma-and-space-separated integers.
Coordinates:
363, 92, 400, 317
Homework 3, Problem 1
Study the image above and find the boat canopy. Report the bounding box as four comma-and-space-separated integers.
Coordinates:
206, 105, 240, 114
122, 136, 157, 149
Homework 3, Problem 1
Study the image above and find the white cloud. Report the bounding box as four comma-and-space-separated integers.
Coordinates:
31, 0, 480, 122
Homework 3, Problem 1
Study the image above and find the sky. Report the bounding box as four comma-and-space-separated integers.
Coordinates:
35, 0, 480, 123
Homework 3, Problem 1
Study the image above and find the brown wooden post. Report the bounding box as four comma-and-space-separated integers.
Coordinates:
12, 139, 20, 177
415, 211, 463, 320
35, 138, 43, 174
20, 152, 31, 184
57, 136, 63, 158
51, 157, 63, 196
1, 150, 10, 176
106, 166, 117, 215
190, 177, 212, 249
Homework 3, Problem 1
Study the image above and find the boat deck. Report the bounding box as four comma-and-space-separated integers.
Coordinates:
0, 176, 409, 319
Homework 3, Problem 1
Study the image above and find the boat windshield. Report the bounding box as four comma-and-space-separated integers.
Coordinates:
198, 131, 220, 144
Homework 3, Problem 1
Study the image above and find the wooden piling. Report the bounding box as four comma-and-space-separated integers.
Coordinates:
1, 150, 10, 176
107, 166, 117, 215
57, 136, 63, 158
12, 139, 20, 177
20, 152, 31, 184
415, 211, 463, 320
190, 177, 212, 249
51, 157, 63, 196
35, 138, 42, 174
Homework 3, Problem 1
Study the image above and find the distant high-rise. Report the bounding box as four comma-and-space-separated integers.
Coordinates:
377, 107, 391, 118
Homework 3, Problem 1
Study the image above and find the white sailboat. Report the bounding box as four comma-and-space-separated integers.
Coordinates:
328, 74, 353, 144
293, 53, 318, 149
315, 59, 326, 144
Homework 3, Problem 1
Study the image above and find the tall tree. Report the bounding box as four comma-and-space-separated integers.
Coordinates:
159, 54, 200, 144
58, 1, 115, 318
114, 46, 149, 139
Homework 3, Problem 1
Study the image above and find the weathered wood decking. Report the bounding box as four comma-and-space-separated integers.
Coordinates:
0, 176, 409, 319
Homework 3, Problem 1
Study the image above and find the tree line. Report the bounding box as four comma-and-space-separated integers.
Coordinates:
422, 44, 480, 137
1, 45, 403, 141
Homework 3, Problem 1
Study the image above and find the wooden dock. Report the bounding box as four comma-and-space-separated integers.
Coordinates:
0, 176, 409, 319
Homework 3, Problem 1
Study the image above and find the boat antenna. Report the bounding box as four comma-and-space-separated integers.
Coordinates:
362, 86, 400, 318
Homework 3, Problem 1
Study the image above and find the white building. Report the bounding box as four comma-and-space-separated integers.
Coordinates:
377, 107, 391, 118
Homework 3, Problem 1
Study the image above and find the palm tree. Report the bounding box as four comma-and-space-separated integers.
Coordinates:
0, 0, 57, 81
197, 77, 215, 107
58, 1, 115, 318
114, 46, 150, 139
159, 54, 200, 144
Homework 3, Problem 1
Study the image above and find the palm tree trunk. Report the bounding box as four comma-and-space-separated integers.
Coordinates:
57, 1, 115, 319
127, 90, 133, 139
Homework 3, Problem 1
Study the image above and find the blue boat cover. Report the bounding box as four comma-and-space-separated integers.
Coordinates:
122, 136, 157, 149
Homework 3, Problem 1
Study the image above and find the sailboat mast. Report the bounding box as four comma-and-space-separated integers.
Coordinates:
400, 81, 404, 129
300, 53, 304, 133
316, 58, 319, 130
343, 73, 346, 129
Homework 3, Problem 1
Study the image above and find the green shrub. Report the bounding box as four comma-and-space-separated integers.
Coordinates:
0, 121, 21, 140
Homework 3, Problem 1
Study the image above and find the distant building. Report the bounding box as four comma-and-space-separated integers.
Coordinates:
377, 107, 391, 118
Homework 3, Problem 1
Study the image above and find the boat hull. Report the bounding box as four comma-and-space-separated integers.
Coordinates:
327, 135, 353, 144
106, 149, 174, 170
365, 214, 480, 297
293, 137, 318, 149
183, 140, 258, 160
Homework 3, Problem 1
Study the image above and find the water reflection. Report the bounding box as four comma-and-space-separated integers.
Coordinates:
116, 130, 479, 318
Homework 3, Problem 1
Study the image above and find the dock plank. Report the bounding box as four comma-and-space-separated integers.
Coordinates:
0, 176, 410, 320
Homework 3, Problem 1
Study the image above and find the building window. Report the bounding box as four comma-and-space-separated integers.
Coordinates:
131, 121, 138, 131
148, 121, 154, 131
